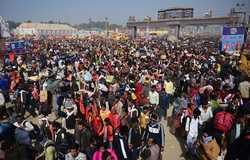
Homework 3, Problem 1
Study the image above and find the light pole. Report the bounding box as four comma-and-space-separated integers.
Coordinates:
89, 17, 92, 33
146, 16, 150, 38
105, 17, 109, 37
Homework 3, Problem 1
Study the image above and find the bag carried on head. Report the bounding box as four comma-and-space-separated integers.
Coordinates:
40, 90, 48, 103
214, 111, 233, 133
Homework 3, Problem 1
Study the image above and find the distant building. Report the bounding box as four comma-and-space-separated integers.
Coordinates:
0, 16, 10, 38
158, 7, 194, 20
14, 23, 77, 36
230, 8, 247, 25
144, 16, 152, 22
204, 9, 213, 18
128, 16, 136, 22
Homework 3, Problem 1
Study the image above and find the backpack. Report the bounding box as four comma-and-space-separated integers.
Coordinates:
214, 111, 233, 133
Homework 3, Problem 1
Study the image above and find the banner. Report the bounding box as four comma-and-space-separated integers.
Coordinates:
221, 26, 245, 53
10, 41, 25, 50
5, 41, 26, 54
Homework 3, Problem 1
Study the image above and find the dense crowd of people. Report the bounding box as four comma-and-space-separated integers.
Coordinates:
0, 36, 250, 160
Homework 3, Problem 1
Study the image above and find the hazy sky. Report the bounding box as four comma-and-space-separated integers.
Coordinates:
0, 0, 249, 25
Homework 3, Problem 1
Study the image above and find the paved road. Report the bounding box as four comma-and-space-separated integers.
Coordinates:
162, 106, 185, 160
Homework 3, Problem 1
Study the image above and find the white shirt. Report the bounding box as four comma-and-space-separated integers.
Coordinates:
65, 152, 87, 160
199, 107, 213, 125
185, 116, 200, 138
149, 91, 159, 105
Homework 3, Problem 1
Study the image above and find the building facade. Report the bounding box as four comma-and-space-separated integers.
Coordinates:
14, 23, 77, 36
0, 16, 10, 38
158, 8, 194, 20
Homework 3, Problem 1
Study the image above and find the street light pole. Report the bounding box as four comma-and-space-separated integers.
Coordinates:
105, 17, 109, 37
89, 18, 92, 33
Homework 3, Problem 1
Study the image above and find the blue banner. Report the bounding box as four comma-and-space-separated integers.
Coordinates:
10, 41, 25, 50
221, 27, 245, 53
5, 41, 26, 54
222, 27, 245, 35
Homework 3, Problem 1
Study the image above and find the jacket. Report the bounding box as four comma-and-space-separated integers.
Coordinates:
65, 113, 76, 130
0, 77, 8, 92
225, 129, 250, 160
114, 134, 129, 160
55, 129, 73, 154
142, 122, 165, 147
75, 128, 92, 152
128, 127, 142, 148
159, 91, 169, 109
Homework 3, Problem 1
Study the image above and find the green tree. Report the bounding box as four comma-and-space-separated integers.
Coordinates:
7, 21, 21, 30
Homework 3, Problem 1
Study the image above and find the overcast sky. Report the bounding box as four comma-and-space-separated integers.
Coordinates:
0, 0, 249, 25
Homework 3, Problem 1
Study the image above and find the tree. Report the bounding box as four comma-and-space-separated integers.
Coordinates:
7, 21, 21, 30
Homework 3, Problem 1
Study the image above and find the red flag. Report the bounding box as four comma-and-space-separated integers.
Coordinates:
9, 52, 15, 63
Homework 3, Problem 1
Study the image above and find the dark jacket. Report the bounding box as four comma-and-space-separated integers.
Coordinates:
128, 127, 142, 148
75, 127, 92, 152
6, 143, 34, 160
65, 114, 76, 130
159, 91, 169, 109
225, 129, 250, 160
142, 122, 165, 147
114, 134, 129, 160
55, 129, 73, 154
